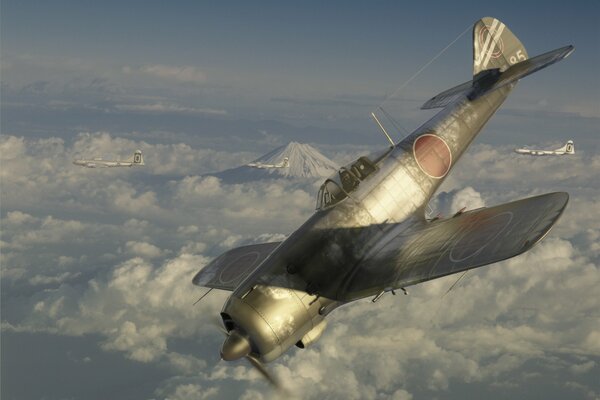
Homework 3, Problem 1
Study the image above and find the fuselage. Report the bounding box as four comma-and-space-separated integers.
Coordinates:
514, 148, 573, 156
247, 163, 281, 169
247, 158, 289, 169
72, 160, 141, 168
221, 84, 515, 363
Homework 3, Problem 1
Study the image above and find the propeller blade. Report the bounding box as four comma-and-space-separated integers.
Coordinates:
212, 323, 283, 390
246, 355, 280, 388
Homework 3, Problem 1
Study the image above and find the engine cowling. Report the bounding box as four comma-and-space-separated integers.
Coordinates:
221, 285, 332, 362
296, 319, 327, 349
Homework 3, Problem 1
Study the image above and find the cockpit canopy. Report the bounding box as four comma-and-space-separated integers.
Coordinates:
316, 156, 378, 210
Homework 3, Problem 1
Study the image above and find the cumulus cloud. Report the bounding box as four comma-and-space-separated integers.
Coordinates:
430, 186, 485, 216
29, 271, 80, 286
124, 241, 165, 259
10, 253, 226, 364
154, 378, 220, 400
0, 133, 260, 216
1, 136, 598, 400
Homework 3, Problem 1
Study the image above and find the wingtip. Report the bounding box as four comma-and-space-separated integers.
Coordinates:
192, 270, 203, 286
564, 45, 575, 58
553, 191, 570, 206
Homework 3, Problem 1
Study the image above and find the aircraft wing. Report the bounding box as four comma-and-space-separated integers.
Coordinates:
336, 192, 568, 302
192, 242, 281, 291
522, 150, 554, 156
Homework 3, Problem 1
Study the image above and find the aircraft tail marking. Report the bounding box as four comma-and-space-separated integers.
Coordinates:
559, 140, 575, 154
422, 18, 573, 110
473, 17, 528, 75
125, 150, 145, 165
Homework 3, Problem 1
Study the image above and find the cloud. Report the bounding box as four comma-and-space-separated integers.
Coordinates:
115, 102, 226, 115
29, 271, 80, 286
154, 378, 220, 400
271, 96, 370, 108
127, 64, 208, 84
1, 135, 598, 399
430, 186, 485, 216
9, 253, 226, 365
124, 241, 165, 259
570, 360, 596, 375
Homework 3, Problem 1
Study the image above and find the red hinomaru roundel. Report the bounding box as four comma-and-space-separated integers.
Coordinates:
412, 133, 452, 178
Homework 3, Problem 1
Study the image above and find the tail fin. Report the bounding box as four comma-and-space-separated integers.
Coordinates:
473, 17, 528, 75
559, 140, 575, 154
281, 157, 289, 167
565, 140, 574, 154
126, 150, 144, 165
422, 17, 573, 110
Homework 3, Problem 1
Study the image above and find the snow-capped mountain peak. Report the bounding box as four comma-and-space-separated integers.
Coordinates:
211, 142, 338, 183
251, 142, 338, 178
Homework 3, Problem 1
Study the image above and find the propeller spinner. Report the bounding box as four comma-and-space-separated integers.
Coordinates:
220, 330, 251, 361
215, 321, 280, 388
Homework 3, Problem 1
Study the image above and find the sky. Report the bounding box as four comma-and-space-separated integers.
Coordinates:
1, 1, 599, 399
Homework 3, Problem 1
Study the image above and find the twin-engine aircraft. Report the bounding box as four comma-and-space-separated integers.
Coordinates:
247, 157, 289, 169
515, 140, 575, 156
73, 150, 145, 168
193, 17, 573, 384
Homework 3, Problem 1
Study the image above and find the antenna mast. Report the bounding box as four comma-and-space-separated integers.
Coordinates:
371, 112, 395, 148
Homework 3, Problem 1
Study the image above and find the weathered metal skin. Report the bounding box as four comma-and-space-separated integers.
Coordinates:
222, 285, 336, 362
206, 17, 573, 365
222, 85, 513, 362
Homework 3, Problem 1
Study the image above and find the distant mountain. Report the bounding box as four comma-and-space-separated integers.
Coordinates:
211, 142, 338, 183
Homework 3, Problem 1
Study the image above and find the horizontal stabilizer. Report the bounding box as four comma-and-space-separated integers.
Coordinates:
421, 80, 472, 110
421, 45, 573, 109
471, 45, 574, 100
192, 242, 281, 291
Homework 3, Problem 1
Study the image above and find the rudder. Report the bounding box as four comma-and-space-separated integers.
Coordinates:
562, 140, 575, 154
473, 17, 528, 75
133, 150, 144, 165
125, 150, 144, 165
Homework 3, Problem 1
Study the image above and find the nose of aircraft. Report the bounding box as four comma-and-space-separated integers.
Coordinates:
220, 330, 251, 361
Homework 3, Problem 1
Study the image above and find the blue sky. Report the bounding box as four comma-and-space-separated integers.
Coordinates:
1, 2, 599, 400
2, 1, 599, 149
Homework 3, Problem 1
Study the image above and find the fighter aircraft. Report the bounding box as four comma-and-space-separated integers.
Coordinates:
247, 157, 289, 169
73, 150, 145, 168
515, 140, 574, 156
193, 17, 573, 384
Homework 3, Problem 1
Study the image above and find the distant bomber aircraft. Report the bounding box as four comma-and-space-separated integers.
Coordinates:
247, 157, 289, 169
73, 150, 145, 168
192, 17, 573, 385
515, 140, 574, 156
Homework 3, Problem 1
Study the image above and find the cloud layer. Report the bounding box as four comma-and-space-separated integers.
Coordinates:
1, 134, 599, 399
